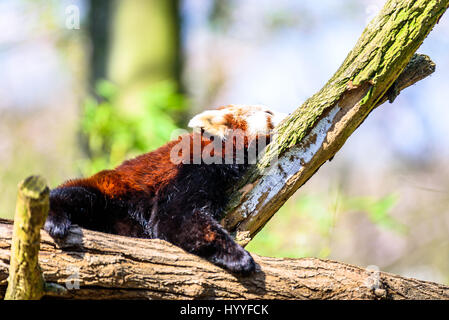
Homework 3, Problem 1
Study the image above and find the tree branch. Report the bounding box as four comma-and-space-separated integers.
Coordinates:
1, 219, 448, 300
222, 0, 447, 244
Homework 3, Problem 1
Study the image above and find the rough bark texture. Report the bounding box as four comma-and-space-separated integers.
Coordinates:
4, 176, 49, 300
223, 0, 448, 244
0, 219, 448, 300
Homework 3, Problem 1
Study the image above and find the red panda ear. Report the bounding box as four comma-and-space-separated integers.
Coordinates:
188, 110, 229, 138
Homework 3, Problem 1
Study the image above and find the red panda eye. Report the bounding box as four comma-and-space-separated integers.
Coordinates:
265, 110, 274, 115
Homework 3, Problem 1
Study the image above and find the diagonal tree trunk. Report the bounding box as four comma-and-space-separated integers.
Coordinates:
222, 0, 449, 245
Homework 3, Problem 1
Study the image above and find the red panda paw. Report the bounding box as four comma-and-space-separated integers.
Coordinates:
228, 249, 257, 276
44, 211, 71, 239
211, 246, 256, 276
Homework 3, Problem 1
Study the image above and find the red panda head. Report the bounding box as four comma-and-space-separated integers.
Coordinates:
187, 105, 287, 140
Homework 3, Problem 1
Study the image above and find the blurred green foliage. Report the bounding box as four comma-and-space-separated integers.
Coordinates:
79, 80, 187, 175
247, 190, 406, 259
344, 193, 406, 232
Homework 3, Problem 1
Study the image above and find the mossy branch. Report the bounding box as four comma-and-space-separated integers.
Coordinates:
222, 0, 448, 244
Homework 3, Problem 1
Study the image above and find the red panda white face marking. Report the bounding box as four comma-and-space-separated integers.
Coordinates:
188, 105, 287, 139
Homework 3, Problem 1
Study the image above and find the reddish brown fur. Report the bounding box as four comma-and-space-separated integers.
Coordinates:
203, 224, 216, 242
61, 132, 242, 199
61, 106, 271, 200
45, 105, 282, 275
223, 113, 248, 132
61, 140, 181, 198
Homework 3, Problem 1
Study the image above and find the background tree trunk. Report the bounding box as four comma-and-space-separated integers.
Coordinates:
108, 0, 183, 116
87, 0, 114, 87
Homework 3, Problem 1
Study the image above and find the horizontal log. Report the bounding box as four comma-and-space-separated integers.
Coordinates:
1, 219, 448, 299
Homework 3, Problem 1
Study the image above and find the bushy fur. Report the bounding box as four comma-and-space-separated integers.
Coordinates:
45, 105, 286, 275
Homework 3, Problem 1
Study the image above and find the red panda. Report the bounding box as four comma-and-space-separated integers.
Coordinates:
45, 105, 287, 275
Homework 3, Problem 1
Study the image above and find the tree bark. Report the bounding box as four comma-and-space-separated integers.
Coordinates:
0, 219, 448, 300
222, 0, 449, 244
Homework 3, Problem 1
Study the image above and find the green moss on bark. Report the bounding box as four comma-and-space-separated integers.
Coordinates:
224, 0, 448, 238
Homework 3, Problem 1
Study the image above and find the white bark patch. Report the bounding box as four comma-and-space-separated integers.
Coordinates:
238, 106, 341, 219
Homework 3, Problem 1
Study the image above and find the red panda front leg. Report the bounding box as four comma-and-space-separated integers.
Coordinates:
188, 211, 256, 275
154, 205, 256, 276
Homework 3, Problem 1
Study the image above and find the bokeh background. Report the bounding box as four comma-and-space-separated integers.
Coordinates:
1, 0, 448, 284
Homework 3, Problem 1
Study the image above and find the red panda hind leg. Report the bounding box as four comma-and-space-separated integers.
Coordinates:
45, 182, 145, 238
45, 185, 101, 238
46, 181, 256, 275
